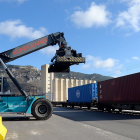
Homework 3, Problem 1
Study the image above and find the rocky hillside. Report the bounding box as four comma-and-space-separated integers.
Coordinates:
0, 65, 42, 94
55, 72, 112, 82
0, 65, 112, 94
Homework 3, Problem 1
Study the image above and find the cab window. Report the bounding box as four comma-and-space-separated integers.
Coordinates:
3, 78, 10, 92
0, 78, 2, 92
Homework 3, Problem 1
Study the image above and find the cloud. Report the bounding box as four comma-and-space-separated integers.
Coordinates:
0, 0, 27, 4
54, 0, 69, 2
112, 70, 122, 78
74, 6, 82, 11
132, 56, 140, 60
116, 0, 140, 32
0, 20, 48, 39
17, 0, 27, 4
125, 59, 131, 62
114, 70, 121, 75
40, 45, 59, 56
82, 55, 119, 69
71, 2, 111, 28
82, 55, 124, 77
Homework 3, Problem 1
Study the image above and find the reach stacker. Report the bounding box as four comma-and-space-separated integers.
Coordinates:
0, 32, 85, 120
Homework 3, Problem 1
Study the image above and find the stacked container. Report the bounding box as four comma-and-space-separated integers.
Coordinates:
98, 72, 140, 104
68, 83, 98, 103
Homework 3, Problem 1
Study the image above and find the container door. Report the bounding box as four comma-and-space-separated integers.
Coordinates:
92, 84, 95, 100
95, 83, 98, 100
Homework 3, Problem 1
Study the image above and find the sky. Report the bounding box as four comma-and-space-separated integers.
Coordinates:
0, 0, 140, 77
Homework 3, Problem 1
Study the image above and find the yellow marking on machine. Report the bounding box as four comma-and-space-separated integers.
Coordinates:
57, 57, 85, 63
0, 116, 7, 140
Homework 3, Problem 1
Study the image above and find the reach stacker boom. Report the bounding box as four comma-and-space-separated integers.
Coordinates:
0, 32, 85, 120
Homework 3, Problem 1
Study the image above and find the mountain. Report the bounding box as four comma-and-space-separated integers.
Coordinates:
0, 65, 113, 94
0, 65, 41, 94
54, 72, 112, 82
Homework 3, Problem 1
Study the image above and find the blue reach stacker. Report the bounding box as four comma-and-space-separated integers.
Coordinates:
0, 32, 85, 120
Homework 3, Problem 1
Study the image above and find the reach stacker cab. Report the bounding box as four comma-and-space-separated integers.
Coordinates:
0, 76, 11, 95
0, 61, 53, 120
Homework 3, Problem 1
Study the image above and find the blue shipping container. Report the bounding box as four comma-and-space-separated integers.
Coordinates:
68, 83, 98, 103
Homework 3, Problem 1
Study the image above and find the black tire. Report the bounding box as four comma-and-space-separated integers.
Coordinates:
31, 98, 53, 120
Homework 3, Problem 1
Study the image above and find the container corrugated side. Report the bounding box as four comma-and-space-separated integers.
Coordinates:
68, 83, 98, 103
98, 72, 140, 104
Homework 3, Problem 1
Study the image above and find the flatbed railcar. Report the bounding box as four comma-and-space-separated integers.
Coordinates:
52, 101, 97, 110
52, 72, 140, 112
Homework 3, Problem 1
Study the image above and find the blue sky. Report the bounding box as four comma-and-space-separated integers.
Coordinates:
0, 0, 140, 77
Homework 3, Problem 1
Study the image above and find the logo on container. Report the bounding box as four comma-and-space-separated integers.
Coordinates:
76, 90, 80, 98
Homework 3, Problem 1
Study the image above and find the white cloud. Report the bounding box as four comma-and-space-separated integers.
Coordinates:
120, 0, 140, 5
40, 45, 59, 56
116, 0, 140, 32
0, 20, 48, 39
112, 70, 122, 78
54, 0, 69, 3
95, 58, 115, 68
71, 2, 111, 28
82, 55, 119, 69
74, 6, 82, 11
82, 55, 124, 77
126, 59, 131, 62
0, 0, 27, 4
17, 0, 27, 4
114, 70, 121, 75
132, 56, 140, 60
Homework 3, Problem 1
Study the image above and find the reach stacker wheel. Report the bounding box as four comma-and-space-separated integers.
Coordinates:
31, 98, 53, 120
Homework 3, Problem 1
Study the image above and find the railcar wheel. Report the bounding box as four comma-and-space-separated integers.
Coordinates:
119, 109, 122, 112
106, 108, 111, 112
88, 106, 91, 110
31, 98, 53, 120
98, 106, 104, 111
112, 108, 115, 112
